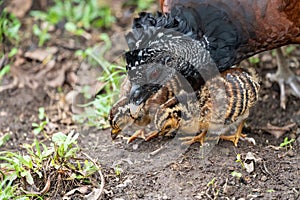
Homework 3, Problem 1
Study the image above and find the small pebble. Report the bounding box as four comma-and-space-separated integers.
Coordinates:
286, 149, 295, 157
224, 185, 235, 195
137, 192, 144, 198
132, 144, 139, 150
261, 175, 268, 182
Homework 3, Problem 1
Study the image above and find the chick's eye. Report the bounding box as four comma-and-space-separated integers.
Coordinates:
149, 69, 160, 80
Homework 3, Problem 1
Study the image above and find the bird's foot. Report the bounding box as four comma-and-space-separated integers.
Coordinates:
266, 48, 300, 109
126, 129, 146, 143
220, 133, 247, 147
266, 71, 300, 109
219, 121, 246, 146
179, 131, 207, 145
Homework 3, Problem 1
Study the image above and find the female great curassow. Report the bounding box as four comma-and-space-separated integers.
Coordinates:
125, 0, 300, 109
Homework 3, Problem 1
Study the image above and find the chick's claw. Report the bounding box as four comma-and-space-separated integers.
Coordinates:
126, 129, 146, 143
179, 131, 207, 145
219, 121, 247, 147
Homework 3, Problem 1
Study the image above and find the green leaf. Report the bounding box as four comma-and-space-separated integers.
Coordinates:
8, 48, 18, 58
21, 170, 34, 185
0, 65, 10, 77
280, 137, 295, 147
66, 131, 79, 146
52, 132, 67, 146
231, 171, 242, 178
285, 46, 295, 55
65, 147, 79, 158
57, 145, 65, 157
65, 22, 77, 32
41, 143, 54, 158
35, 170, 43, 179
0, 133, 10, 147
82, 5, 92, 29
33, 127, 42, 135
30, 10, 48, 21
207, 178, 216, 187
38, 107, 45, 120
31, 122, 39, 127
32, 24, 41, 35
20, 155, 33, 169
249, 57, 260, 64
34, 139, 42, 158
47, 9, 61, 24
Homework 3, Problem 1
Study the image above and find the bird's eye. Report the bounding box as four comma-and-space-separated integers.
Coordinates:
132, 89, 140, 99
149, 69, 160, 80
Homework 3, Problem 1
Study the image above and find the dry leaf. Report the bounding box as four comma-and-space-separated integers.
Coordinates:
7, 0, 32, 18
46, 63, 71, 88
63, 186, 90, 199
262, 123, 296, 139
24, 47, 58, 62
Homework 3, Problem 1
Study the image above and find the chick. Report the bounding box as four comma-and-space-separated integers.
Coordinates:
148, 68, 260, 146
109, 74, 185, 142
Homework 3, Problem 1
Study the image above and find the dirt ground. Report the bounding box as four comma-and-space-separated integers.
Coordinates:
1, 1, 300, 199
1, 66, 299, 199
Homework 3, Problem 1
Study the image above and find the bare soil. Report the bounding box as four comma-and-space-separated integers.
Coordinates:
0, 1, 299, 199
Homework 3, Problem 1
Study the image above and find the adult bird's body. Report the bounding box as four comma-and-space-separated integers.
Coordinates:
126, 0, 300, 108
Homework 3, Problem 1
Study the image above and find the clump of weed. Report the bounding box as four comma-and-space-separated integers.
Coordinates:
0, 131, 102, 199
74, 33, 126, 128
30, 0, 115, 46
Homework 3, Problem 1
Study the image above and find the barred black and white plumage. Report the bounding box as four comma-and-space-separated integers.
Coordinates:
125, 32, 215, 105
124, 0, 300, 108
124, 4, 253, 106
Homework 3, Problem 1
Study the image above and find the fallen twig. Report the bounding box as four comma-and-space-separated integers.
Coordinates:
82, 152, 105, 200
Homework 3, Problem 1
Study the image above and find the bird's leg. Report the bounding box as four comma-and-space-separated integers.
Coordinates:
219, 121, 246, 146
266, 47, 300, 109
145, 131, 160, 141
144, 116, 180, 141
179, 131, 207, 145
126, 129, 146, 143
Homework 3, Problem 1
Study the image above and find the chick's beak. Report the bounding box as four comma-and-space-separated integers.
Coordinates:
111, 128, 121, 140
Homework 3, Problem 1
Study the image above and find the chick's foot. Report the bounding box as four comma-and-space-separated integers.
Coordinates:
219, 121, 246, 146
179, 131, 207, 145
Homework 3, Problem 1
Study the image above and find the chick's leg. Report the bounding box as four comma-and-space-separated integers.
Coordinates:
145, 131, 159, 141
266, 47, 300, 109
179, 131, 207, 145
219, 121, 246, 146
126, 129, 146, 143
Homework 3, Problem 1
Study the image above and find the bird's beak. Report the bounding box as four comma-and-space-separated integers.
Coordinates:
111, 128, 121, 140
129, 84, 160, 105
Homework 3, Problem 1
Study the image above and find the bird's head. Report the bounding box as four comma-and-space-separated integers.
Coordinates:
109, 97, 133, 140
124, 11, 213, 106
125, 49, 177, 106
